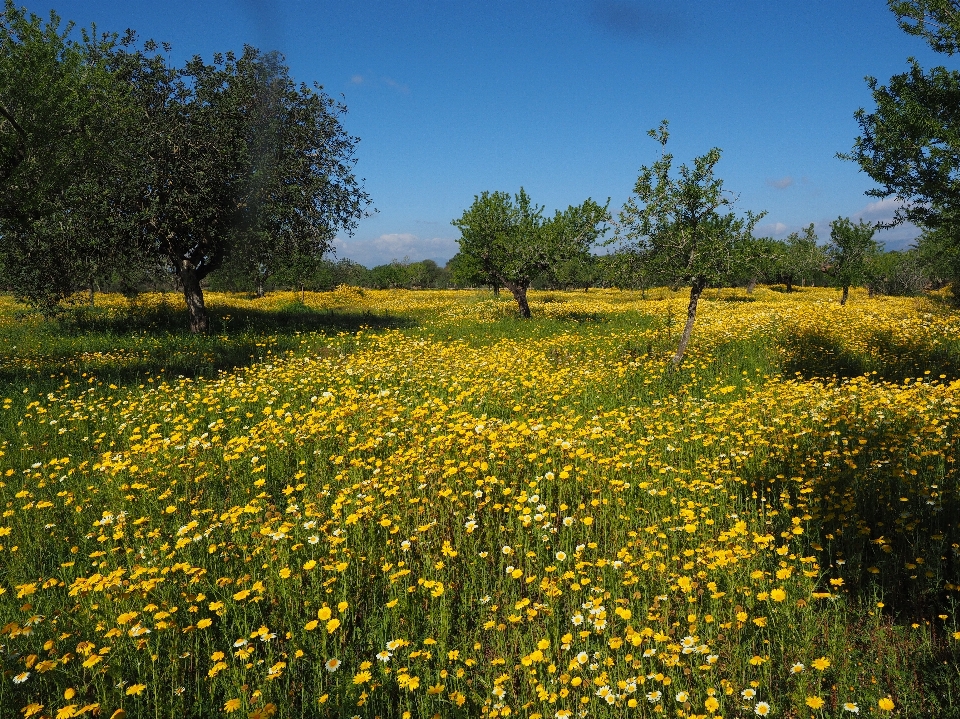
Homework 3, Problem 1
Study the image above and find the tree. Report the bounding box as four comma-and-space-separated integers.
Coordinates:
601, 247, 654, 293
865, 248, 929, 296
842, 1, 960, 283
0, 2, 143, 310
451, 189, 609, 317
734, 235, 782, 293
112, 44, 372, 331
826, 217, 880, 305
616, 121, 764, 367
779, 224, 826, 291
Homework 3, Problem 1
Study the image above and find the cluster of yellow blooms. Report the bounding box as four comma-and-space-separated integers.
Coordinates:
0, 286, 956, 717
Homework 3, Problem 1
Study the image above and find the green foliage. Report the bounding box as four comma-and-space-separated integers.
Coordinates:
0, 7, 372, 331
845, 60, 960, 232
616, 121, 765, 291
779, 224, 827, 290
0, 2, 143, 310
865, 249, 929, 296
616, 120, 764, 365
888, 0, 960, 55
826, 218, 881, 303
451, 188, 609, 317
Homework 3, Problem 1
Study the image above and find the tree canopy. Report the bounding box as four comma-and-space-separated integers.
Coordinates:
826, 217, 880, 305
451, 189, 609, 317
0, 4, 372, 330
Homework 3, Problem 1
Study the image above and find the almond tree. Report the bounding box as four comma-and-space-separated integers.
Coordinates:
617, 121, 764, 368
452, 189, 609, 317
826, 217, 880, 305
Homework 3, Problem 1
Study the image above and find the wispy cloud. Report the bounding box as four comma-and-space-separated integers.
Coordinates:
348, 74, 410, 93
765, 176, 793, 190
333, 233, 458, 268
382, 76, 410, 94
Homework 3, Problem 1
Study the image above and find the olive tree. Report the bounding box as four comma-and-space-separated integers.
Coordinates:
617, 121, 764, 367
451, 189, 609, 317
826, 217, 880, 305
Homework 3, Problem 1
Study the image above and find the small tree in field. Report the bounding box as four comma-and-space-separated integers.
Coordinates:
780, 224, 826, 291
826, 217, 880, 305
451, 189, 609, 317
617, 121, 764, 368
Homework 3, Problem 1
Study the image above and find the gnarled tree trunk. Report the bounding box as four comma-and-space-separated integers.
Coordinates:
505, 281, 531, 318
841, 285, 849, 305
672, 278, 706, 368
179, 262, 210, 333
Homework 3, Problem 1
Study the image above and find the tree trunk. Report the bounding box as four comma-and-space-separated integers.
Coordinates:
672, 279, 706, 369
179, 264, 210, 333
492, 283, 500, 297
89, 284, 95, 306
256, 281, 265, 299
786, 278, 793, 293
840, 285, 849, 305
746, 278, 757, 294
505, 282, 531, 318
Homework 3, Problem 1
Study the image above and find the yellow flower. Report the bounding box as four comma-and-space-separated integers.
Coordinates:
317, 606, 331, 620
770, 588, 786, 602
326, 618, 341, 633
224, 699, 242, 712
806, 696, 825, 709
704, 696, 720, 713
811, 656, 831, 671
305, 620, 319, 631
878, 697, 895, 711
197, 618, 212, 629
353, 670, 371, 684
125, 684, 146, 696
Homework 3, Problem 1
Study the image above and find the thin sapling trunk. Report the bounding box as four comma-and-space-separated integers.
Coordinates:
672, 278, 706, 368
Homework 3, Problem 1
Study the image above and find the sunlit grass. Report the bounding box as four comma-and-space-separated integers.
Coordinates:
1, 286, 959, 718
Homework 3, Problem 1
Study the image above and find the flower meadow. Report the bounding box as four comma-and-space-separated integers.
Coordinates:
1, 286, 959, 719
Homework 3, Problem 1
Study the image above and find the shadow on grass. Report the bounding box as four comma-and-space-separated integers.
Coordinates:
0, 303, 416, 392
779, 328, 960, 383
733, 401, 960, 710
51, 300, 415, 336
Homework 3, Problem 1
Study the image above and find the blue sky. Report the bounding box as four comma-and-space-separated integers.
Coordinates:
29, 0, 949, 266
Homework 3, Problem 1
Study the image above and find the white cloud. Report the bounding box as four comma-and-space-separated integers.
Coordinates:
766, 176, 793, 190
852, 196, 904, 223
350, 74, 364, 84
757, 221, 789, 237
333, 233, 459, 267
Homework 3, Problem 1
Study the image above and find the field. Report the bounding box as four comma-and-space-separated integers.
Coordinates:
1, 286, 959, 719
